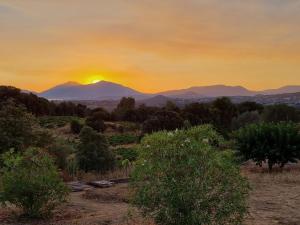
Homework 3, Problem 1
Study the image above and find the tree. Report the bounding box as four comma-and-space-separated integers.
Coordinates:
113, 97, 136, 121
183, 103, 212, 126
231, 111, 261, 130
237, 101, 264, 114
212, 97, 237, 132
131, 126, 249, 225
235, 122, 300, 171
262, 104, 299, 123
77, 127, 115, 172
0, 102, 36, 154
142, 110, 184, 134
0, 148, 69, 218
86, 113, 106, 132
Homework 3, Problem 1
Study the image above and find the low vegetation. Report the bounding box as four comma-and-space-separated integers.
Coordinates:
131, 126, 249, 225
0, 148, 69, 218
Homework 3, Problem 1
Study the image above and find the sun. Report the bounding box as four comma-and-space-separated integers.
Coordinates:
91, 79, 101, 84
85, 75, 104, 84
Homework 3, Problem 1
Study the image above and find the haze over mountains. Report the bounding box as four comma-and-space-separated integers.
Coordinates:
37, 80, 300, 101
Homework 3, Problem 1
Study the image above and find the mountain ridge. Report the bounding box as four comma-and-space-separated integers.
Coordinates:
37, 81, 300, 100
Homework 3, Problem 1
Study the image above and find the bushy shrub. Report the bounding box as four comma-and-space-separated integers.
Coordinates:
77, 127, 115, 172
0, 103, 36, 154
86, 114, 106, 132
0, 148, 69, 218
70, 119, 83, 134
115, 147, 139, 162
47, 138, 75, 170
131, 125, 249, 225
108, 134, 138, 146
235, 122, 300, 171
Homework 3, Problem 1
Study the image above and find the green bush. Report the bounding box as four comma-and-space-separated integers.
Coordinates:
0, 103, 37, 154
235, 122, 300, 171
70, 119, 83, 134
77, 126, 115, 172
108, 134, 138, 146
39, 116, 79, 129
0, 148, 69, 218
115, 147, 139, 162
131, 125, 249, 225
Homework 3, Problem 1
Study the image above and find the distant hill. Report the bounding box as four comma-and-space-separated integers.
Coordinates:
39, 81, 149, 100
37, 81, 300, 101
262, 86, 300, 95
159, 85, 256, 98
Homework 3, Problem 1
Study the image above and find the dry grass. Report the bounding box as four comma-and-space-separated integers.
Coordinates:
1, 163, 300, 225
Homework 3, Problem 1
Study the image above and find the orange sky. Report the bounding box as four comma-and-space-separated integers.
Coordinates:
0, 0, 300, 93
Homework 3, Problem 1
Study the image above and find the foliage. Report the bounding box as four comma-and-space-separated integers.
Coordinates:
108, 134, 138, 146
0, 148, 69, 218
86, 114, 106, 132
237, 101, 264, 114
77, 126, 115, 172
231, 111, 261, 130
114, 147, 139, 161
183, 103, 213, 126
0, 86, 87, 117
0, 102, 37, 154
39, 116, 81, 129
131, 126, 249, 225
235, 122, 300, 171
142, 110, 184, 134
113, 97, 136, 121
211, 97, 237, 132
262, 104, 299, 123
70, 119, 83, 134
47, 138, 75, 170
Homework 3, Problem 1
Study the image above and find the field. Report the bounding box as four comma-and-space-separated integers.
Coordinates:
1, 163, 300, 225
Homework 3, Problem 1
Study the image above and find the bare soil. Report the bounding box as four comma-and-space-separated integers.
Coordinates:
1, 165, 300, 225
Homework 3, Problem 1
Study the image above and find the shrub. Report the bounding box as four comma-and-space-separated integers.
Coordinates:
0, 148, 69, 218
235, 122, 300, 171
77, 126, 115, 172
131, 125, 249, 225
70, 119, 83, 134
47, 138, 75, 170
0, 102, 36, 154
108, 134, 138, 146
86, 114, 106, 132
115, 147, 139, 162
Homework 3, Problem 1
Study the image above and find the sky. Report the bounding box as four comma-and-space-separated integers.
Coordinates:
0, 0, 300, 93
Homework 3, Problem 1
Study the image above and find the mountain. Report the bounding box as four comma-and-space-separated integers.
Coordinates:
262, 86, 300, 95
38, 81, 300, 101
39, 81, 149, 100
159, 85, 256, 98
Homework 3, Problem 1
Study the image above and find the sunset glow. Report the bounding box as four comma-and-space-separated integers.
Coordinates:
0, 1, 300, 92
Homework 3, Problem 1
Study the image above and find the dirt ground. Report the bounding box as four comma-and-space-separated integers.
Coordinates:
1, 165, 300, 225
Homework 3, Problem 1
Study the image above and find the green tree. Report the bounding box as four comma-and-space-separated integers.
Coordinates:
0, 102, 36, 154
212, 97, 237, 132
262, 104, 299, 123
131, 126, 249, 225
235, 122, 300, 171
0, 148, 69, 218
86, 113, 106, 132
113, 97, 136, 121
77, 126, 115, 172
